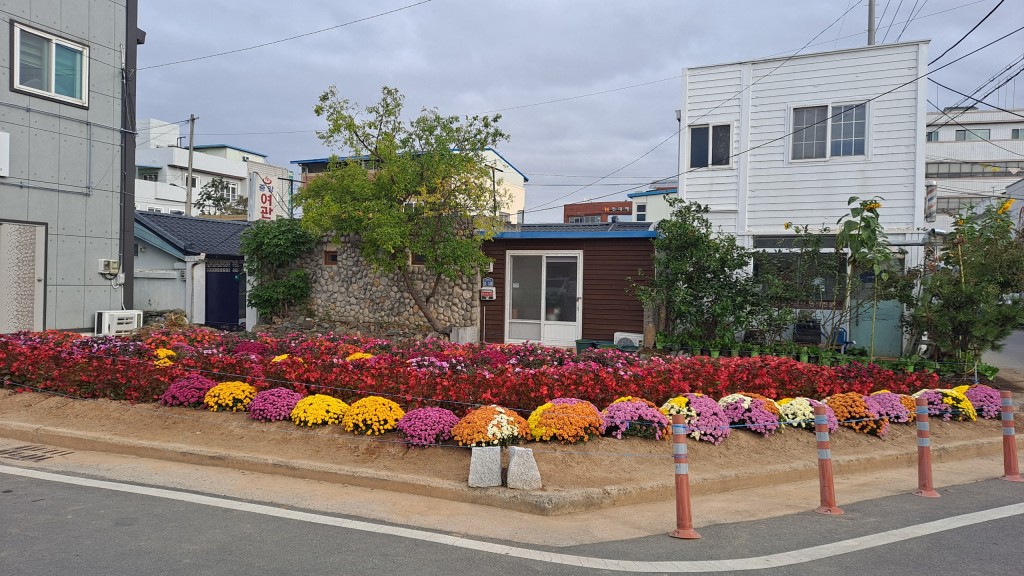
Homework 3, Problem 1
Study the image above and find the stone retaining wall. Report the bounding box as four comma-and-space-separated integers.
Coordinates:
300, 238, 478, 332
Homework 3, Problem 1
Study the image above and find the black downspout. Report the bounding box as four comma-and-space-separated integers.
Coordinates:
120, 0, 144, 309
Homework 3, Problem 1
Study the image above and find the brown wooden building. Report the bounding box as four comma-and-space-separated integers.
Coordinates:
480, 222, 655, 346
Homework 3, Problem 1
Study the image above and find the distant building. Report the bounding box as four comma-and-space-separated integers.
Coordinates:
925, 107, 1024, 227
0, 1, 144, 333
135, 119, 295, 220
627, 178, 677, 223
292, 148, 527, 222
562, 201, 632, 223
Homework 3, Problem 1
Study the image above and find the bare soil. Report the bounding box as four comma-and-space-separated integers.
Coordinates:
1, 388, 1016, 502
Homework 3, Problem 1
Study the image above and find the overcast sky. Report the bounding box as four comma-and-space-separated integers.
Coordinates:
136, 0, 1024, 221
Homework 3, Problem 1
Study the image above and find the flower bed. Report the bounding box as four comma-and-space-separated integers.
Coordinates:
0, 329, 992, 448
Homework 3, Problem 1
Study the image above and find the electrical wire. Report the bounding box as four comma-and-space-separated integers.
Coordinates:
139, 1, 435, 71
522, 23, 1024, 217
159, 2, 991, 140
928, 78, 1024, 120
928, 0, 1005, 65
927, 100, 1024, 158
881, 0, 906, 44
527, 1, 864, 215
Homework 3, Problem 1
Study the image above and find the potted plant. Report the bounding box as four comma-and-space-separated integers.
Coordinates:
798, 346, 810, 363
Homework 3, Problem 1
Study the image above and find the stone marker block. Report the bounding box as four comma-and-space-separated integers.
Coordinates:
506, 446, 542, 490
468, 446, 502, 487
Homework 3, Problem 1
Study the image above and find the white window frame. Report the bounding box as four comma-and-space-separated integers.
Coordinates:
12, 22, 89, 107
1010, 128, 1021, 140
788, 101, 870, 164
955, 128, 990, 141
926, 130, 940, 142
688, 123, 733, 169
141, 173, 158, 182
225, 181, 239, 202
147, 206, 164, 213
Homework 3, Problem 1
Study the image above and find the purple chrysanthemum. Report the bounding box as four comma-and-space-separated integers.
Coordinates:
397, 407, 461, 447
248, 387, 303, 422
866, 392, 911, 423
681, 394, 732, 445
964, 385, 1001, 419
719, 396, 780, 436
601, 400, 670, 440
159, 374, 217, 407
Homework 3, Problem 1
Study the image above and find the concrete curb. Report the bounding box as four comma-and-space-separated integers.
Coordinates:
0, 421, 1008, 516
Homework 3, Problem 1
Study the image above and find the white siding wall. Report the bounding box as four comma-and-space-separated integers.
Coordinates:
680, 42, 927, 238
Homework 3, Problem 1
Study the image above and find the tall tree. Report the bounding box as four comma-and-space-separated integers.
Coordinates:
635, 198, 766, 347
296, 86, 510, 333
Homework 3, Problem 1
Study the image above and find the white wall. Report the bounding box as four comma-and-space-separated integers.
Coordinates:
133, 239, 185, 311
680, 41, 928, 241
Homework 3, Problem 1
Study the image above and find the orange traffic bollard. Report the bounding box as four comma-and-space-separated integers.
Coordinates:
914, 397, 940, 497
813, 405, 843, 515
1000, 390, 1023, 482
669, 414, 701, 539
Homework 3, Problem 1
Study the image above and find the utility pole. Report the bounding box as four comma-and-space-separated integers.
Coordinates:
185, 114, 197, 217
868, 0, 876, 45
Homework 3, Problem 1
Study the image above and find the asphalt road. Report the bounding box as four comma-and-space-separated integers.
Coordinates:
987, 329, 1024, 373
2, 465, 1022, 576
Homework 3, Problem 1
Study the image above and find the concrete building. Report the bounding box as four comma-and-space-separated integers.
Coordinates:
0, 1, 144, 333
925, 107, 1024, 227
135, 119, 295, 220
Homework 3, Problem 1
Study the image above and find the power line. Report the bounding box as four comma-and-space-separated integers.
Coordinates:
146, 2, 990, 141
522, 23, 1024, 217
927, 78, 1024, 119
928, 0, 1004, 65
895, 0, 927, 43
139, 1, 435, 71
881, 0, 906, 44
527, 1, 864, 214
926, 53, 1024, 129
927, 100, 1024, 158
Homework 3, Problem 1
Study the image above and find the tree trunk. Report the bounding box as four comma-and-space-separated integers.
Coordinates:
400, 265, 447, 334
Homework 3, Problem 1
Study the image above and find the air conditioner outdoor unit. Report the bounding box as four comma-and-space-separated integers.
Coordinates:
95, 310, 143, 336
613, 331, 644, 348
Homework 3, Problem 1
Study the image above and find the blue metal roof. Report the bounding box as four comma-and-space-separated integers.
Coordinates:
291, 147, 529, 182
494, 230, 657, 239
627, 188, 677, 198
493, 221, 656, 239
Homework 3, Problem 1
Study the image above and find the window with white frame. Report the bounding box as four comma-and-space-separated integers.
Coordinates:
147, 206, 163, 213
188, 175, 200, 189
141, 173, 158, 182
791, 103, 867, 160
12, 23, 89, 106
1012, 128, 1022, 140
225, 182, 239, 202
955, 128, 990, 141
689, 124, 731, 168
926, 130, 940, 142
569, 216, 601, 224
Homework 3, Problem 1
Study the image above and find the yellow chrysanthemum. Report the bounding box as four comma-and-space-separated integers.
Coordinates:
346, 352, 374, 361
154, 348, 176, 359
271, 354, 290, 363
342, 396, 405, 435
203, 381, 257, 412
291, 394, 349, 426
998, 198, 1015, 215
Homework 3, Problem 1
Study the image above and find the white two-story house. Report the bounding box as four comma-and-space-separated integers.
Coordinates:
676, 41, 930, 356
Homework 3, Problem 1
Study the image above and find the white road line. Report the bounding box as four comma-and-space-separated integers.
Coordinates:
2, 463, 1022, 573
